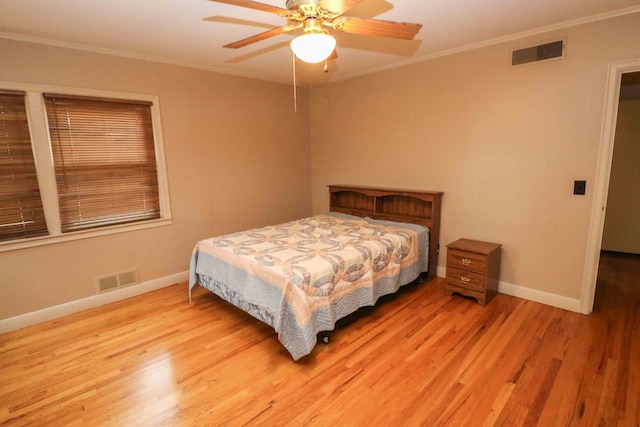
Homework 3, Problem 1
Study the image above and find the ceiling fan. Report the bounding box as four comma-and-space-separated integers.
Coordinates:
209, 0, 422, 64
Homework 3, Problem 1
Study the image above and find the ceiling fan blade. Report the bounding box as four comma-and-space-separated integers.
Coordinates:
223, 26, 293, 49
210, 0, 289, 15
336, 17, 422, 40
319, 0, 365, 15
204, 16, 276, 29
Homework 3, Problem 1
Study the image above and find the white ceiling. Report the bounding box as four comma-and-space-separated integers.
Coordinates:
1, 0, 639, 86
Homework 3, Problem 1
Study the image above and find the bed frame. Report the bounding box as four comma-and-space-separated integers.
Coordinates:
328, 185, 443, 282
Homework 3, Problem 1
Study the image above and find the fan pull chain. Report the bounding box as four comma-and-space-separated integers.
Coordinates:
292, 51, 297, 113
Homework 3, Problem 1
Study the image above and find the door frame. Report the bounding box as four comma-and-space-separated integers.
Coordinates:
581, 58, 640, 314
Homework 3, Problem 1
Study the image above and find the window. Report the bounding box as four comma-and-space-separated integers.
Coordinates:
44, 94, 161, 232
0, 83, 171, 251
0, 90, 48, 242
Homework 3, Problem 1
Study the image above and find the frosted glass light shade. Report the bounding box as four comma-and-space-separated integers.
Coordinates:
290, 33, 336, 64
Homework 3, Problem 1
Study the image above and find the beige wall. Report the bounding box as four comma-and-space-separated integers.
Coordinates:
2, 12, 640, 322
309, 13, 640, 301
602, 100, 640, 254
0, 39, 312, 320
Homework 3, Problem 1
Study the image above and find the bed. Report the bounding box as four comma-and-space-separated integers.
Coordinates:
189, 185, 443, 360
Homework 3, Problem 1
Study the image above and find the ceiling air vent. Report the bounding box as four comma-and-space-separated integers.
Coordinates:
512, 40, 565, 67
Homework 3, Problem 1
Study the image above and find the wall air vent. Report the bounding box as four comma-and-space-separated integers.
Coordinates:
96, 268, 139, 293
512, 40, 565, 67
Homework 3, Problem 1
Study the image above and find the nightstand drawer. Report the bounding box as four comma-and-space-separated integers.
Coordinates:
447, 249, 487, 274
447, 267, 486, 292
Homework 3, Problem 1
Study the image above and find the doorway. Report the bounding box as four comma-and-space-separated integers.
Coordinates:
601, 72, 640, 255
594, 71, 640, 311
582, 60, 640, 314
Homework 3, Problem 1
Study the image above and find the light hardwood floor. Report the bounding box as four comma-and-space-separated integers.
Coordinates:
1, 252, 638, 426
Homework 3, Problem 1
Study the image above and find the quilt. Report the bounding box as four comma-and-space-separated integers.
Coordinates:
189, 214, 426, 360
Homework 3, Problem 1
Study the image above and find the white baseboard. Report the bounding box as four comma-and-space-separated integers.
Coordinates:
2, 268, 583, 336
497, 280, 582, 313
436, 266, 582, 313
0, 271, 189, 335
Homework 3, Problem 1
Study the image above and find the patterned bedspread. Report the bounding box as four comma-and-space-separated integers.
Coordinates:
189, 214, 427, 360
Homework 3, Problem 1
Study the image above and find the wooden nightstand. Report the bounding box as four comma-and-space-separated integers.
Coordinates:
446, 238, 501, 306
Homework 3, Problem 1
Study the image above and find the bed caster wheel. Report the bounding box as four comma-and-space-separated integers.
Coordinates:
320, 334, 330, 344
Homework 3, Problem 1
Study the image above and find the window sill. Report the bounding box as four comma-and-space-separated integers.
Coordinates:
0, 218, 172, 253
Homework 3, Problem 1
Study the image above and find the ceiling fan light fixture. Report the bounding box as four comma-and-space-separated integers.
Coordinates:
290, 32, 336, 64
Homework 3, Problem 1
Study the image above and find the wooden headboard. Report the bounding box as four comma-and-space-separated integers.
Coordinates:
328, 185, 443, 282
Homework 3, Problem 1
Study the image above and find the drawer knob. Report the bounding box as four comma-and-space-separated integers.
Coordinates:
462, 258, 471, 266
461, 276, 470, 284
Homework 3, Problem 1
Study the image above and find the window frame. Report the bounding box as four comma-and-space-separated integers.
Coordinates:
0, 81, 172, 253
